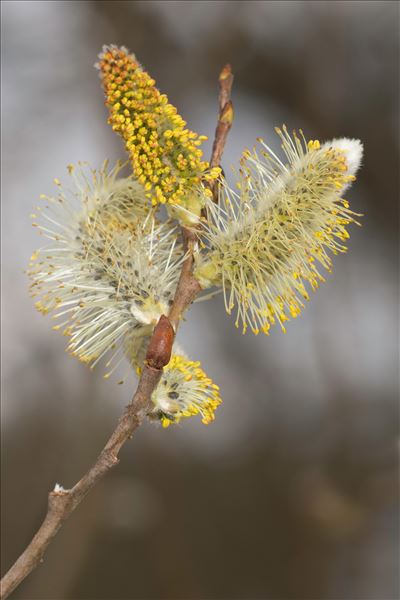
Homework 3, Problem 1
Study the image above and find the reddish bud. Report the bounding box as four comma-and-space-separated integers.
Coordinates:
145, 315, 174, 370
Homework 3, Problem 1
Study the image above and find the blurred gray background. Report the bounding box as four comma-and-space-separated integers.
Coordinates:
1, 1, 399, 599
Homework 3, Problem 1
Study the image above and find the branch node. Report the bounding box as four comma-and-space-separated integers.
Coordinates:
220, 101, 234, 125
102, 452, 119, 468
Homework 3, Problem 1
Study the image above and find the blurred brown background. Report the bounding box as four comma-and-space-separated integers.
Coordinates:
1, 1, 399, 599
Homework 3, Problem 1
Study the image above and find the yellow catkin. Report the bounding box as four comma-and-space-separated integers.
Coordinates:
96, 45, 220, 213
149, 354, 222, 427
195, 127, 363, 335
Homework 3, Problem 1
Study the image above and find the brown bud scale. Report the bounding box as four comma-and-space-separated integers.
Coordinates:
145, 315, 174, 370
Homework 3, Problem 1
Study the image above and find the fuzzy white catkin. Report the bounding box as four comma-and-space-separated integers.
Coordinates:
28, 161, 184, 379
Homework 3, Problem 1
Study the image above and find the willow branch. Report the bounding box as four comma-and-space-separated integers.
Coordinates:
209, 64, 234, 202
0, 64, 234, 600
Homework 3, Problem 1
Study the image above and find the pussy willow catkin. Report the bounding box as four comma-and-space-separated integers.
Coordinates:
96, 45, 220, 221
28, 162, 183, 378
151, 354, 221, 427
195, 127, 363, 334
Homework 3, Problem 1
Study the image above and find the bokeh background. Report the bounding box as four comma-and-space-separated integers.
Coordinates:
1, 2, 399, 599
